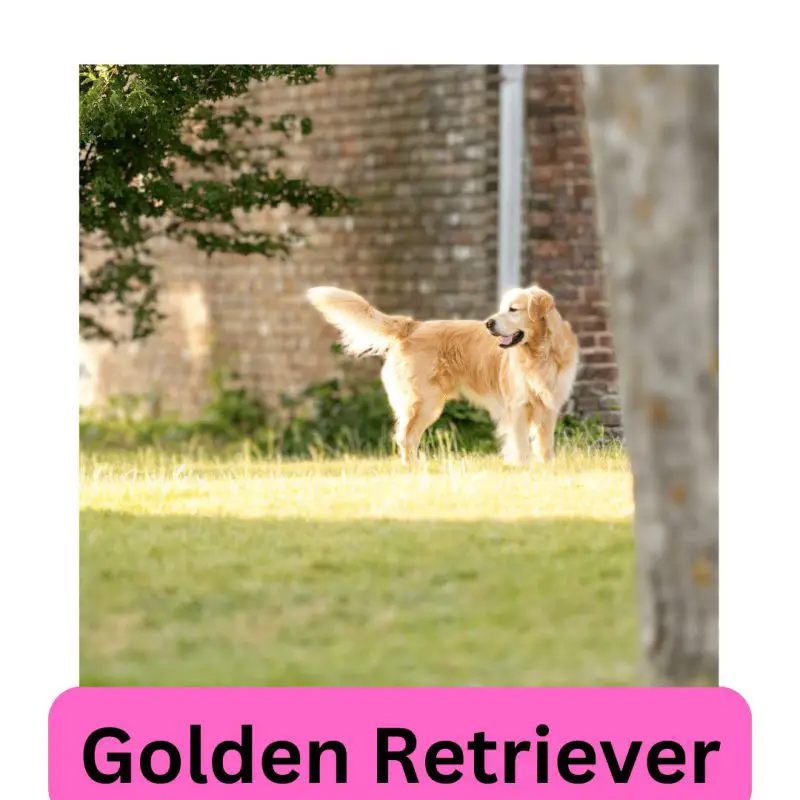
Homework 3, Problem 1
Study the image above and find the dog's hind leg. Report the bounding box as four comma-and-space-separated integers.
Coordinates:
381, 356, 444, 465
497, 406, 532, 466
394, 390, 445, 465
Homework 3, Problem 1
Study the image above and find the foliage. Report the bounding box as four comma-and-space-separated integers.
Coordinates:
79, 64, 355, 341
80, 370, 610, 458
200, 368, 270, 440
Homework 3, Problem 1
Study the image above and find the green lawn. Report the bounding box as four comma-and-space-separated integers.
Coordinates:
80, 448, 638, 686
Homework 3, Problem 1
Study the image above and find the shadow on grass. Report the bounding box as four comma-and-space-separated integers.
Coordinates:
81, 510, 637, 688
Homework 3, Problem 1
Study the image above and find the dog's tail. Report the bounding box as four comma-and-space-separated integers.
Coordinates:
306, 286, 417, 357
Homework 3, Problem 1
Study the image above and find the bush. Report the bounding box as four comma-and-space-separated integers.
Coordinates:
80, 371, 609, 458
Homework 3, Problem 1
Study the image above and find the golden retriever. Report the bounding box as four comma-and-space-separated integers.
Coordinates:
306, 285, 579, 465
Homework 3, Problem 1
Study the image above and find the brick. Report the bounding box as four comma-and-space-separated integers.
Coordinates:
596, 333, 615, 349
582, 365, 619, 382
598, 410, 623, 427
581, 348, 615, 365
572, 319, 607, 334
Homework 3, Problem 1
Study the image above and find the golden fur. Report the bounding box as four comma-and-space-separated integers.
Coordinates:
306, 285, 579, 465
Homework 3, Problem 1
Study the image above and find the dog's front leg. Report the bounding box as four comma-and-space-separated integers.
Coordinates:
531, 408, 558, 463
499, 407, 532, 467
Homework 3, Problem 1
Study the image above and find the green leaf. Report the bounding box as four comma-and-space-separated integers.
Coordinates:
79, 64, 353, 342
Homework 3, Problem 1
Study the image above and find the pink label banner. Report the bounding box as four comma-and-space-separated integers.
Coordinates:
49, 687, 751, 798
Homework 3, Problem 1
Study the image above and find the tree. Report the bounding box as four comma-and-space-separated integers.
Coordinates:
79, 65, 354, 342
582, 66, 718, 685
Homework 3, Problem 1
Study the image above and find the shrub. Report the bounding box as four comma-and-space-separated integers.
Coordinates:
80, 371, 610, 457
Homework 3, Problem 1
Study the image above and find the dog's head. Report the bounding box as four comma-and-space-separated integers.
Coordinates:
484, 286, 555, 349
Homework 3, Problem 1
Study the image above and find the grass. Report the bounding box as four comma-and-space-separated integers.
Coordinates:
80, 445, 638, 687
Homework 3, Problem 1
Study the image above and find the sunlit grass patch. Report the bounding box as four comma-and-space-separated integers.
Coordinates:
80, 448, 636, 686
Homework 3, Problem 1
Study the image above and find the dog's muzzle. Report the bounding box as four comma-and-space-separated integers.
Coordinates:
486, 319, 524, 349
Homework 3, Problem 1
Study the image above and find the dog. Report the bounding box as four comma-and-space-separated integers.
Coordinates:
306, 285, 579, 465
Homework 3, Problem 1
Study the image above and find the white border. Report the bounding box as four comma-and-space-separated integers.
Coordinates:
2, 39, 79, 799
3, 2, 795, 797
719, 56, 798, 798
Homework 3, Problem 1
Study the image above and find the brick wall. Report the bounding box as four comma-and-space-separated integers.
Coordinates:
81, 65, 500, 415
524, 66, 620, 427
80, 65, 620, 429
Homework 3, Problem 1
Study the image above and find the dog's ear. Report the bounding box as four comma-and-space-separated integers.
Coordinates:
527, 288, 555, 321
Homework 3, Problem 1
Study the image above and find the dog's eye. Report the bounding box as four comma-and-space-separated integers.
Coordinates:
508, 306, 518, 312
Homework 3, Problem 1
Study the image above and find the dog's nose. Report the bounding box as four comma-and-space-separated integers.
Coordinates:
485, 319, 495, 331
